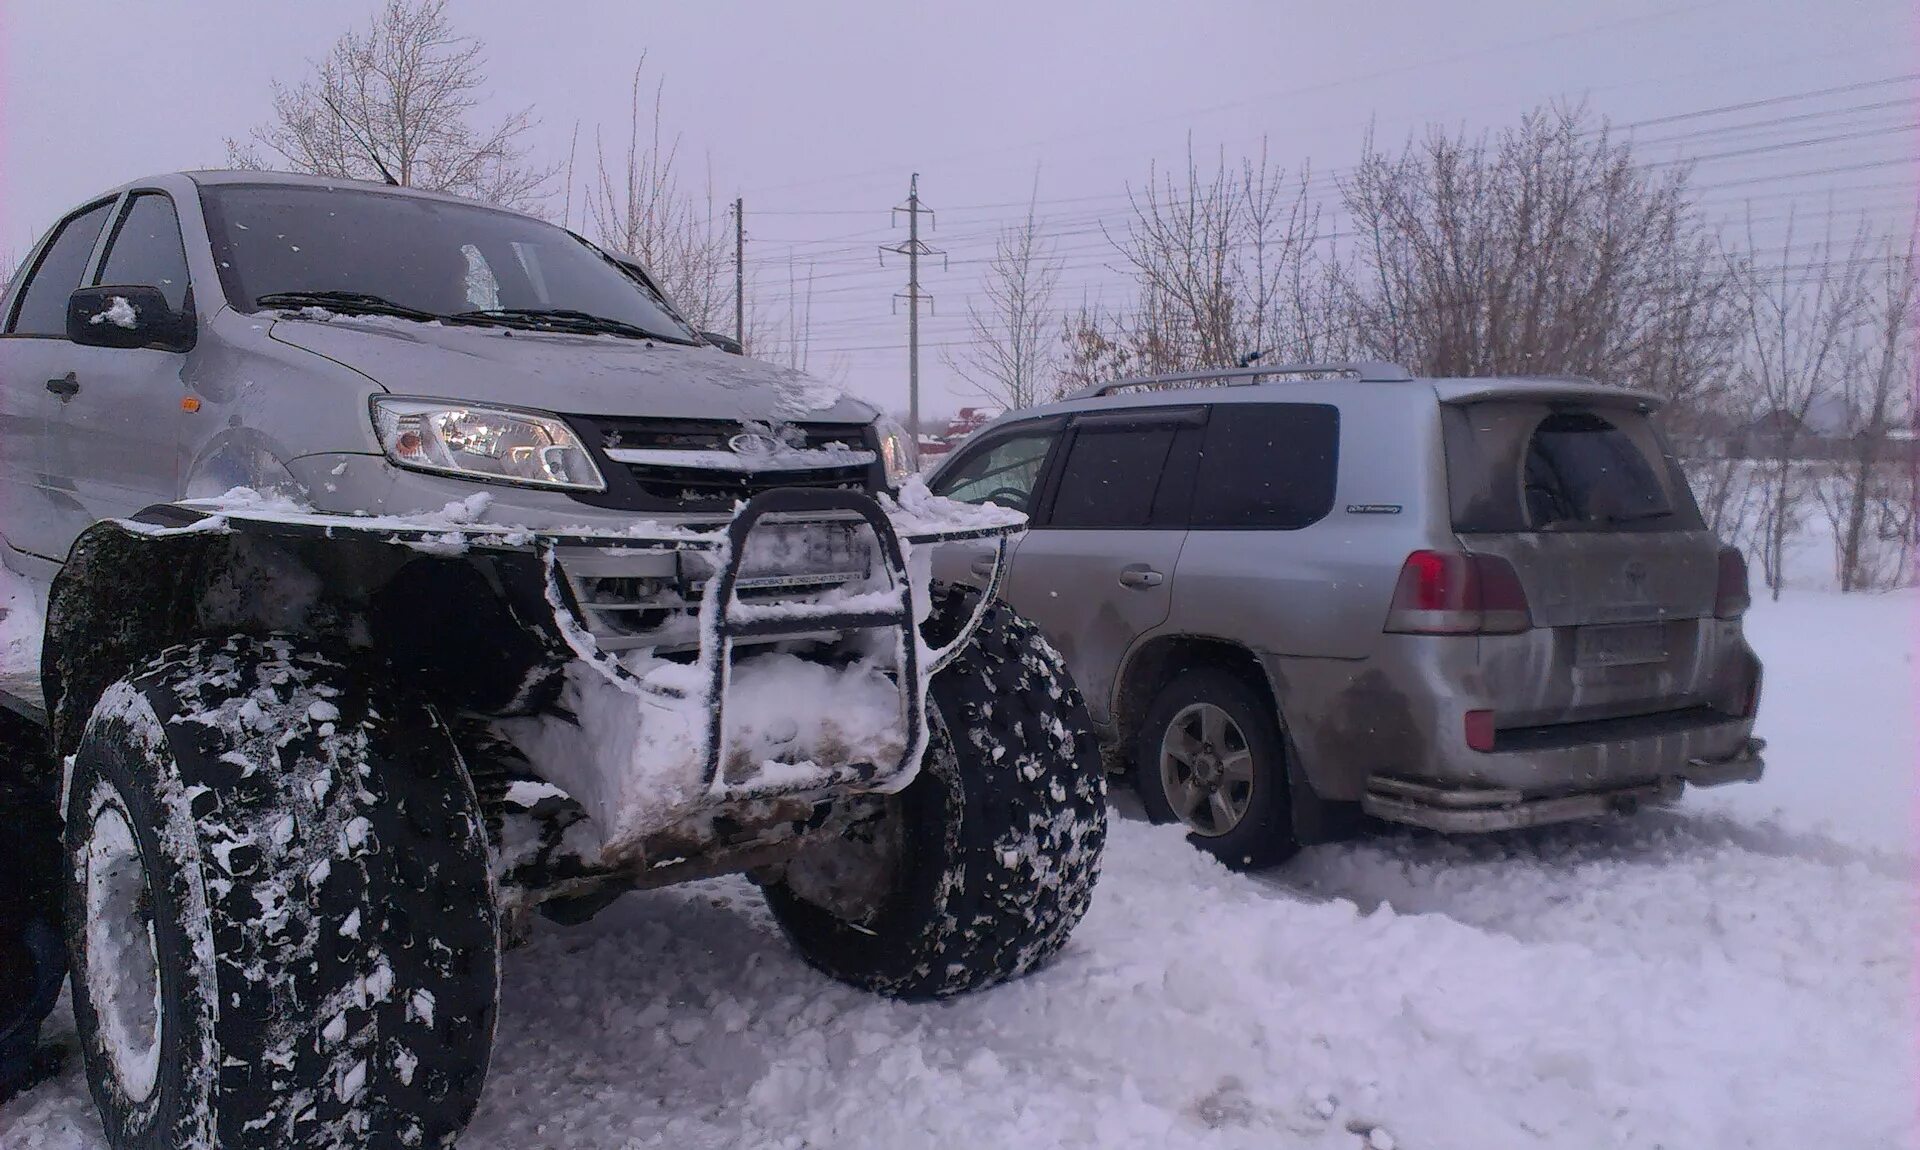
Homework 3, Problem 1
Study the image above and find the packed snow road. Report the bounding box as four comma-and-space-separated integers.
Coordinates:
6, 591, 1913, 1149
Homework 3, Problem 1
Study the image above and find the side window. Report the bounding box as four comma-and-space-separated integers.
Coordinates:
1050, 426, 1178, 528
95, 193, 192, 312
7, 200, 115, 336
932, 430, 1055, 512
1189, 403, 1340, 529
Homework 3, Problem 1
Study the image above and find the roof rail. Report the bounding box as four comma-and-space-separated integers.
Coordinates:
1071, 360, 1413, 400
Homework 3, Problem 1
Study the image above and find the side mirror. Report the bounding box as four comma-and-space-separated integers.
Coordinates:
67, 285, 194, 352
699, 330, 744, 356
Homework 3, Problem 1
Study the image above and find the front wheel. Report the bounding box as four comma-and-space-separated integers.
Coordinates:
63, 637, 499, 1150
1135, 666, 1299, 869
762, 589, 1107, 1000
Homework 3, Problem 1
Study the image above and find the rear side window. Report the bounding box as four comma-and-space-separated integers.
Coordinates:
1188, 403, 1339, 529
1443, 402, 1703, 533
96, 193, 191, 312
1050, 427, 1177, 528
8, 200, 115, 336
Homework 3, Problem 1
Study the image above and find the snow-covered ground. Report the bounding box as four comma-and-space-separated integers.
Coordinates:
5, 589, 1914, 1148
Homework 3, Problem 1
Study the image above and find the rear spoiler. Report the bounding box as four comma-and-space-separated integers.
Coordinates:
1432, 380, 1663, 412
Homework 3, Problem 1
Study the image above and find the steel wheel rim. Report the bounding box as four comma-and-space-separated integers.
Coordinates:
84, 800, 164, 1104
1158, 702, 1255, 838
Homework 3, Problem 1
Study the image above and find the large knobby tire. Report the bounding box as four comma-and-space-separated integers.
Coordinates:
1135, 666, 1300, 870
762, 587, 1107, 1000
63, 636, 499, 1150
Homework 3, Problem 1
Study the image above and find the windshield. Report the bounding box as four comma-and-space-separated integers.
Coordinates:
198, 182, 696, 341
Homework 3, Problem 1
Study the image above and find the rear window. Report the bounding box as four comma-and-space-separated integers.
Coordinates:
1188, 403, 1339, 529
1442, 402, 1703, 533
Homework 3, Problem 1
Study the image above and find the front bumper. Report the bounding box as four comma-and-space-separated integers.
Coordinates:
1361, 737, 1766, 833
127, 485, 1023, 860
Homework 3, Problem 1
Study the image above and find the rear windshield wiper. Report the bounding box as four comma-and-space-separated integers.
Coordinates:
448, 307, 696, 344
1603, 508, 1674, 524
254, 290, 444, 323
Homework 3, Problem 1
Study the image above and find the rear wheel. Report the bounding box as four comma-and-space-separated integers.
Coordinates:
1135, 667, 1298, 869
763, 588, 1107, 999
64, 636, 499, 1150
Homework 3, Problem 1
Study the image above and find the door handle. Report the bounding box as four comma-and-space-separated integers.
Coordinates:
969, 554, 997, 577
1118, 566, 1164, 589
46, 372, 79, 400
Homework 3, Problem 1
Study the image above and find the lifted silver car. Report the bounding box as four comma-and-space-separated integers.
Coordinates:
926, 362, 1762, 868
0, 171, 1104, 1148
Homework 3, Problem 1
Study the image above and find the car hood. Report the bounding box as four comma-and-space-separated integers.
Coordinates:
266, 313, 876, 424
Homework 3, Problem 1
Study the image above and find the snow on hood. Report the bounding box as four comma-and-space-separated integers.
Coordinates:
266, 313, 872, 424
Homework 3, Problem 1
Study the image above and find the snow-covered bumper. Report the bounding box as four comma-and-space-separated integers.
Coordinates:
1362, 736, 1766, 833
130, 484, 1023, 862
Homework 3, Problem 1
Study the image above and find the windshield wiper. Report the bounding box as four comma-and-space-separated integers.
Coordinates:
254, 290, 444, 323
1603, 508, 1675, 524
448, 307, 695, 344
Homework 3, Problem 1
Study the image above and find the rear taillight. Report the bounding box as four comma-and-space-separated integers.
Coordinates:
1384, 550, 1532, 635
1715, 546, 1750, 619
1743, 664, 1763, 718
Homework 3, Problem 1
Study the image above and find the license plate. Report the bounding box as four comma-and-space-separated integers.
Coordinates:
682, 524, 873, 591
1574, 623, 1668, 667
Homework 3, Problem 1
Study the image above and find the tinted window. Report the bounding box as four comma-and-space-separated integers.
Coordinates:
933, 430, 1054, 512
1442, 402, 1703, 533
1189, 403, 1339, 529
8, 201, 114, 336
1050, 427, 1176, 528
1523, 412, 1672, 528
96, 193, 191, 311
198, 184, 695, 341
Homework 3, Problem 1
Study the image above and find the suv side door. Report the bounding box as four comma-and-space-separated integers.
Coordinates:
0, 197, 118, 561
1009, 407, 1202, 727
925, 418, 1063, 591
55, 190, 197, 544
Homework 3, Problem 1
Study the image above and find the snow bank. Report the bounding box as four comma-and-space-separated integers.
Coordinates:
0, 559, 45, 677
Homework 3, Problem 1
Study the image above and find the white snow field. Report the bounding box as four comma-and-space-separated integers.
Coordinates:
4, 588, 1913, 1149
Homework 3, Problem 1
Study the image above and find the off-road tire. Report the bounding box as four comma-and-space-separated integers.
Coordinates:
763, 587, 1106, 1000
1135, 666, 1299, 869
63, 636, 498, 1150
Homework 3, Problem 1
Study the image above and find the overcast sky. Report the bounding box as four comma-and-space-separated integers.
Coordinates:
4, 0, 1913, 417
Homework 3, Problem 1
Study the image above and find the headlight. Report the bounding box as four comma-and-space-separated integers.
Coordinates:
876, 417, 919, 486
370, 398, 606, 491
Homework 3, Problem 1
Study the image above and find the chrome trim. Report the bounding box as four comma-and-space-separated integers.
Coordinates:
604, 447, 876, 472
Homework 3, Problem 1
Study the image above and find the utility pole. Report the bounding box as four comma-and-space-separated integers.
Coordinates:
733, 197, 746, 349
880, 174, 944, 441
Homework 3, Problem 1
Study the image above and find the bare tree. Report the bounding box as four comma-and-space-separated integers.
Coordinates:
1106, 141, 1331, 373
1735, 213, 1878, 598
1816, 230, 1917, 590
1338, 105, 1738, 417
947, 183, 1064, 409
584, 61, 732, 334
227, 0, 547, 210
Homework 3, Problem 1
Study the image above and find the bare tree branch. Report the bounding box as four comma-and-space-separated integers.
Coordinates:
226, 0, 550, 210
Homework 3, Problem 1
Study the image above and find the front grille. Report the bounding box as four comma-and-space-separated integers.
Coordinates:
567, 416, 879, 511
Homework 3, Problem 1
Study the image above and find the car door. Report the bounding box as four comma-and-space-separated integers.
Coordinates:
54, 190, 197, 537
0, 197, 117, 561
925, 418, 1064, 591
1005, 407, 1202, 725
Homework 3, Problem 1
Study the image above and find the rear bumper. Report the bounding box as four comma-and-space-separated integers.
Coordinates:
1362, 736, 1765, 833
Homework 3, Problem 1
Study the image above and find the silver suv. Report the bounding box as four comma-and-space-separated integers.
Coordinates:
925, 362, 1764, 868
